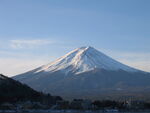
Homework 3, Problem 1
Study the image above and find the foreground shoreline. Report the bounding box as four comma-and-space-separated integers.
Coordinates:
1, 109, 150, 113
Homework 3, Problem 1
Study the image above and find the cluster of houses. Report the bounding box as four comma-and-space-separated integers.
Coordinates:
0, 99, 149, 111
55, 99, 93, 110
56, 99, 147, 110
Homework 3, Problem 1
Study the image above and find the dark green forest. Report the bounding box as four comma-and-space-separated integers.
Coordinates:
0, 74, 62, 105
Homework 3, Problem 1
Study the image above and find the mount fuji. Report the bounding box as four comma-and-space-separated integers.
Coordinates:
14, 46, 150, 100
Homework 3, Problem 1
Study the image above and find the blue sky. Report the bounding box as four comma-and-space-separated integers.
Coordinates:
0, 0, 150, 76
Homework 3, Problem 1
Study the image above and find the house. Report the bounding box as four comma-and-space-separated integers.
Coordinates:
55, 100, 69, 109
21, 101, 47, 109
126, 100, 145, 109
0, 103, 15, 110
70, 99, 92, 110
81, 100, 92, 109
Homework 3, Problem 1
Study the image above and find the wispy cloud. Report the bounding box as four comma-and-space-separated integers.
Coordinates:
0, 57, 50, 77
10, 39, 54, 49
105, 50, 150, 72
118, 53, 150, 73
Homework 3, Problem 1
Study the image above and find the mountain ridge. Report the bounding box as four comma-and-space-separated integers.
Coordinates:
0, 74, 48, 102
13, 46, 150, 100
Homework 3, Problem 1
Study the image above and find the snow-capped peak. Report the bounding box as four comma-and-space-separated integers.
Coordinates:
35, 46, 139, 74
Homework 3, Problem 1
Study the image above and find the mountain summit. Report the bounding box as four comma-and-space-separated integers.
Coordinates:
35, 46, 138, 75
14, 46, 150, 100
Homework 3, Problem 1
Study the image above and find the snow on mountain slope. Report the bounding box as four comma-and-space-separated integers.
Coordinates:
35, 46, 139, 75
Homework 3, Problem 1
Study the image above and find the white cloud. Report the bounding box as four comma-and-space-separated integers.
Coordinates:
119, 59, 150, 73
10, 39, 54, 49
0, 58, 50, 77
106, 51, 150, 72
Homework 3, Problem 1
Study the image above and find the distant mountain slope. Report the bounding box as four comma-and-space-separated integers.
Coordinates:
13, 46, 150, 100
0, 74, 62, 103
